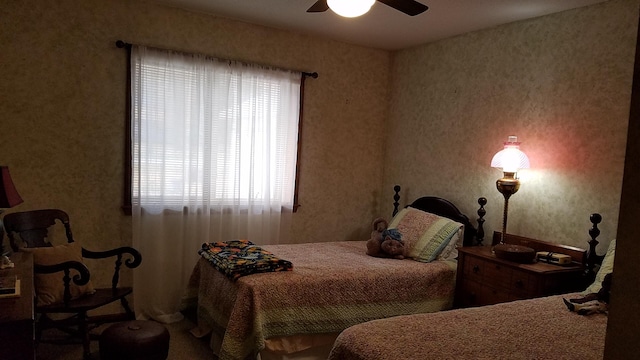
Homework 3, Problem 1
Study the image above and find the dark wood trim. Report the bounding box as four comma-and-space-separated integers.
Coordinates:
392, 185, 401, 217
293, 72, 318, 212
117, 41, 133, 216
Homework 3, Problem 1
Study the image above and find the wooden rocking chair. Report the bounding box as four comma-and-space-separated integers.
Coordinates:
3, 209, 142, 359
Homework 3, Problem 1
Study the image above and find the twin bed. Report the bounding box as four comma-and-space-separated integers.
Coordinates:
328, 213, 613, 360
183, 188, 480, 360
184, 188, 610, 360
327, 292, 608, 360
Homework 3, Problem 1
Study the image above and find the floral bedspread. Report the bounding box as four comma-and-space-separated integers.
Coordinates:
328, 293, 607, 360
183, 240, 457, 360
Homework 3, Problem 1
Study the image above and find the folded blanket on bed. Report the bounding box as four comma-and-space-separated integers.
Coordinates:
198, 240, 293, 281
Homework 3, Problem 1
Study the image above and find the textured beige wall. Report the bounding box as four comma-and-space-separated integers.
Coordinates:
384, 0, 638, 253
2, 0, 639, 348
1, 0, 390, 286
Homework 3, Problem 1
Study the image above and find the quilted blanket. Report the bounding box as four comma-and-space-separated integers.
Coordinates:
328, 293, 608, 360
198, 240, 293, 281
183, 241, 457, 360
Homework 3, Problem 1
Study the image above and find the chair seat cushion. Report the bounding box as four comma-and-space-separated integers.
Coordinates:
100, 320, 170, 360
37, 287, 133, 313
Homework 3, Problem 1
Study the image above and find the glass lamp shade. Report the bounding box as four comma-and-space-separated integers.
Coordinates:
327, 0, 376, 17
0, 166, 23, 208
491, 136, 530, 173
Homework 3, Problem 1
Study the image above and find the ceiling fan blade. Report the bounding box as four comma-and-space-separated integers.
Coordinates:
376, 0, 428, 16
307, 0, 329, 13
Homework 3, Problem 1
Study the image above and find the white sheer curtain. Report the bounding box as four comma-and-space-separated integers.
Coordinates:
130, 45, 301, 322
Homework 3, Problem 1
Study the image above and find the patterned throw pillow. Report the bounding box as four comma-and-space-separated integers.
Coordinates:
388, 207, 463, 262
22, 242, 95, 306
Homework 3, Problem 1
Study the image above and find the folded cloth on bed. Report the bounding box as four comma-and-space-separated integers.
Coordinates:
198, 240, 293, 281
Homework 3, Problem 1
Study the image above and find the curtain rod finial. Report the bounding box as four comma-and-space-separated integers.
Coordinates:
303, 72, 318, 79
116, 40, 131, 49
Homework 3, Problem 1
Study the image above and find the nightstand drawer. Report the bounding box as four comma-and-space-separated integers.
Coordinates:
458, 279, 516, 307
481, 283, 517, 305
464, 256, 516, 289
510, 269, 536, 297
463, 261, 533, 298
457, 278, 483, 307
482, 261, 512, 288
463, 256, 486, 282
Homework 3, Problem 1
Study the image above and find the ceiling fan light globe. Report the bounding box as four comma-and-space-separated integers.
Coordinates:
327, 0, 376, 17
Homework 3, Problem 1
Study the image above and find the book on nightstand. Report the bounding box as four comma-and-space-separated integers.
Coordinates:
536, 251, 573, 265
0, 274, 19, 298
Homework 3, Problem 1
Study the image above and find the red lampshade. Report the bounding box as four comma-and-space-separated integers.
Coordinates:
0, 166, 23, 208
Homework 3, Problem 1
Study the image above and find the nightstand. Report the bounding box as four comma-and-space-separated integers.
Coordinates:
0, 252, 35, 360
454, 233, 587, 308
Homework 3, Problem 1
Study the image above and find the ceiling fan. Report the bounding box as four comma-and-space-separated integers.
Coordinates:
307, 0, 428, 17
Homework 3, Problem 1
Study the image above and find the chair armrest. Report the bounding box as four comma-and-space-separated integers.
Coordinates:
82, 246, 142, 289
82, 246, 142, 269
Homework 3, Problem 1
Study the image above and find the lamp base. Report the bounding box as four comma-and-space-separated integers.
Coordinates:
493, 243, 536, 263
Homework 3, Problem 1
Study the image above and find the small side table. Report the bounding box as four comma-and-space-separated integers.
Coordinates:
0, 252, 35, 360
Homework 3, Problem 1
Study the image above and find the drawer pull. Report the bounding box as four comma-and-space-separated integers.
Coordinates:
472, 265, 480, 274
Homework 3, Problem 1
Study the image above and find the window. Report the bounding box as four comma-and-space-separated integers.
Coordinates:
130, 46, 302, 213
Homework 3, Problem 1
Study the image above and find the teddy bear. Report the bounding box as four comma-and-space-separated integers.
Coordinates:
379, 229, 405, 259
366, 217, 388, 256
366, 218, 405, 259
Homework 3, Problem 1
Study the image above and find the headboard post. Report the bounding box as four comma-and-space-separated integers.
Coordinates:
585, 213, 605, 283
475, 197, 487, 246
392, 185, 401, 217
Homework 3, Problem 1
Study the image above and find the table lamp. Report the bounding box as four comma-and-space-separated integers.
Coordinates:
490, 136, 535, 262
0, 166, 24, 269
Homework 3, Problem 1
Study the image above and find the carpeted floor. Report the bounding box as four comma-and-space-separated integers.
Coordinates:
35, 317, 213, 360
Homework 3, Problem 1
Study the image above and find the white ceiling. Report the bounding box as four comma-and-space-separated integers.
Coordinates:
150, 0, 609, 51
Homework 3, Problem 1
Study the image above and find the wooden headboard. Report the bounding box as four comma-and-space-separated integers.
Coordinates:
391, 185, 479, 247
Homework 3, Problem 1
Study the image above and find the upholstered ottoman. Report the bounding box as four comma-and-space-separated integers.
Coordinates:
99, 320, 170, 360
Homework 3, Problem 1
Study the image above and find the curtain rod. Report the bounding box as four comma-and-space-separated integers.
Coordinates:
115, 40, 318, 79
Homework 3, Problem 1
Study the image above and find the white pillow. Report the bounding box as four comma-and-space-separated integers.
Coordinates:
583, 239, 615, 294
436, 226, 464, 261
